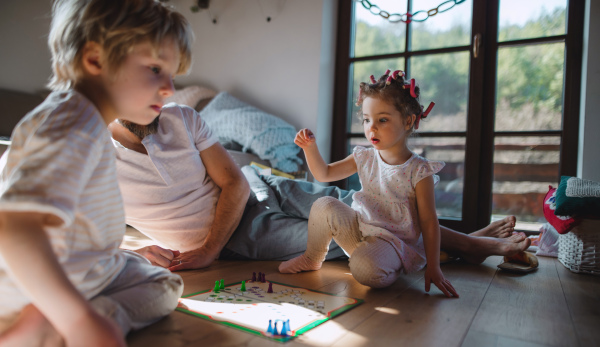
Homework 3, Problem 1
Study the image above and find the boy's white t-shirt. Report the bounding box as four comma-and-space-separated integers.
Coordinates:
351, 146, 445, 273
0, 90, 127, 315
113, 104, 220, 252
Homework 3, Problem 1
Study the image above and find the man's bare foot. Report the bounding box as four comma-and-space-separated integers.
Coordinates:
470, 216, 516, 238
460, 233, 531, 265
0, 304, 63, 347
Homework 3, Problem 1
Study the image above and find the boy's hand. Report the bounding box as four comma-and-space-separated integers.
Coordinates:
134, 245, 180, 268
294, 128, 316, 150
65, 308, 126, 347
424, 266, 459, 298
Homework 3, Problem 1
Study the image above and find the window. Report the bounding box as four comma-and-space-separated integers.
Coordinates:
332, 0, 584, 232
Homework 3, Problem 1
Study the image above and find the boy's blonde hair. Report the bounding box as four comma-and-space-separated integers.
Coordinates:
48, 0, 193, 91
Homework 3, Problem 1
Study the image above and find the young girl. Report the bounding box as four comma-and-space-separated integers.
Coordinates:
279, 70, 458, 297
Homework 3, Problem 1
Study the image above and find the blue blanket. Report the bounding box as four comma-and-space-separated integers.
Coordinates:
200, 92, 302, 172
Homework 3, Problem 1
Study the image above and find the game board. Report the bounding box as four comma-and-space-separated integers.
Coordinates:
176, 273, 363, 342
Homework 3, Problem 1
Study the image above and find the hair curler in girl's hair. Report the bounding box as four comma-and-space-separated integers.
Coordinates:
384, 69, 391, 75
386, 75, 393, 85
392, 70, 402, 79
414, 102, 435, 130
409, 79, 416, 98
370, 75, 377, 84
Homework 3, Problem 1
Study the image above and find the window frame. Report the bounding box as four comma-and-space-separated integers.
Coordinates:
331, 0, 585, 232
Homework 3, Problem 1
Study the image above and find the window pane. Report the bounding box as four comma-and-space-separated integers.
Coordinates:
495, 43, 564, 131
499, 0, 567, 42
353, 0, 407, 57
411, 51, 470, 132
411, 0, 472, 51
348, 136, 465, 219
492, 136, 560, 231
348, 58, 406, 133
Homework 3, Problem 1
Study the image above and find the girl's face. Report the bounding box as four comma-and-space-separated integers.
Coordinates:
361, 96, 414, 152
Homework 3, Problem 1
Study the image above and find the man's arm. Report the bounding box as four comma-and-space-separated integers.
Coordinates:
168, 143, 250, 270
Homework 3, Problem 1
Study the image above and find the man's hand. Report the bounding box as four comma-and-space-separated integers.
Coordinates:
168, 247, 219, 271
134, 246, 180, 268
294, 128, 316, 150
424, 266, 459, 298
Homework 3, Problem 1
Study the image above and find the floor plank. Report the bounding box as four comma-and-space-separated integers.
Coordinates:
555, 261, 600, 347
330, 257, 499, 347
467, 256, 578, 347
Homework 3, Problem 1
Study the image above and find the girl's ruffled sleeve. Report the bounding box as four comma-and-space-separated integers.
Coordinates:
413, 158, 445, 187
352, 146, 367, 166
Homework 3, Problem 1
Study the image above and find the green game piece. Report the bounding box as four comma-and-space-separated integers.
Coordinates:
219, 279, 225, 290
214, 280, 220, 292
241, 280, 246, 291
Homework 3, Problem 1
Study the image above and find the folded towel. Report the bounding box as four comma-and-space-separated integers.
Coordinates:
555, 176, 600, 218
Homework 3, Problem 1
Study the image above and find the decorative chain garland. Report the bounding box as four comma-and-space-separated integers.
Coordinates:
357, 0, 467, 23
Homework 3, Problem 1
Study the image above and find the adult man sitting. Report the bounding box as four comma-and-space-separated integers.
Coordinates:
109, 104, 530, 271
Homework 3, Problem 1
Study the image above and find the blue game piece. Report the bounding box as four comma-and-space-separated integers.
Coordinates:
267, 319, 273, 334
280, 320, 289, 335
273, 322, 279, 335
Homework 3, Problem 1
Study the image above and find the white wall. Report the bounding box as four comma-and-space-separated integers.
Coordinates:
0, 0, 336, 148
0, 0, 52, 93
578, 0, 600, 182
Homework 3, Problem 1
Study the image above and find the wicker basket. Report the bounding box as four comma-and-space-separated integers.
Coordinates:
558, 219, 600, 275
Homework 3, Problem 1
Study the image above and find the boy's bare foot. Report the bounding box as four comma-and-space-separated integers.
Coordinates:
0, 304, 63, 347
470, 216, 516, 238
460, 233, 531, 265
279, 254, 322, 274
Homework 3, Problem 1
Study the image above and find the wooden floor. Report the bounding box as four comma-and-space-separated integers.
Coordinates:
123, 243, 600, 347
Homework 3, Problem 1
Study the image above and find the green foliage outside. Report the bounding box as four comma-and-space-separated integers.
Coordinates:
350, 7, 566, 133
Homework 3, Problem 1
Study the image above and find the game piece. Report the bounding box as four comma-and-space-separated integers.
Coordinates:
219, 279, 225, 290
252, 272, 256, 282
261, 273, 266, 283
273, 322, 279, 335
241, 280, 246, 291
258, 272, 262, 282
267, 282, 273, 293
267, 319, 273, 334
213, 280, 220, 292
280, 320, 289, 335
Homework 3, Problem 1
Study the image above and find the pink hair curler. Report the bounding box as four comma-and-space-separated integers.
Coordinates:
386, 76, 393, 85
392, 70, 401, 79
384, 69, 391, 75
409, 78, 416, 98
422, 102, 435, 118
370, 75, 377, 84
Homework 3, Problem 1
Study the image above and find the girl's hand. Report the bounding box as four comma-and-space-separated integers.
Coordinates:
424, 266, 459, 298
294, 128, 316, 150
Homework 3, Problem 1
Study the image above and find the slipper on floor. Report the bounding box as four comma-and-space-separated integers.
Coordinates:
497, 251, 539, 273
440, 251, 458, 264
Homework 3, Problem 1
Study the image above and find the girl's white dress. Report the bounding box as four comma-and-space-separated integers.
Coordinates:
351, 146, 445, 273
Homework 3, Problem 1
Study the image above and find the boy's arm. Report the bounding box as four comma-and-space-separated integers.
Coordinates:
296, 129, 357, 182
0, 211, 125, 346
415, 177, 459, 298
168, 142, 250, 271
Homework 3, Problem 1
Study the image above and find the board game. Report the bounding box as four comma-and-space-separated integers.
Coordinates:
176, 272, 363, 342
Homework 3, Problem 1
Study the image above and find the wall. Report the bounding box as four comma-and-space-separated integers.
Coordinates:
0, 0, 336, 155
578, 0, 600, 182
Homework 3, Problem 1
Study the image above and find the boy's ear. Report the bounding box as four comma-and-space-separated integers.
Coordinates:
406, 114, 416, 130
80, 42, 104, 76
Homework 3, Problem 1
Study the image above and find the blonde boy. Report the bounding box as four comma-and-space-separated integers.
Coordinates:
0, 0, 193, 345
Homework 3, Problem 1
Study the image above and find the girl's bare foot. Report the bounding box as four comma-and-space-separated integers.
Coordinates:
0, 304, 63, 347
279, 254, 322, 274
470, 216, 516, 238
460, 233, 531, 265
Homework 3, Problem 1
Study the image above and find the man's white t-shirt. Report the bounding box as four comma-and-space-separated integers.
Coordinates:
113, 104, 220, 252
